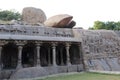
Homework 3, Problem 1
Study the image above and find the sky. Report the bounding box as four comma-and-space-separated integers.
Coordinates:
1, 0, 120, 29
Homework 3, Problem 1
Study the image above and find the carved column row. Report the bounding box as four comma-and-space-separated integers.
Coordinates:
52, 43, 72, 66
16, 41, 42, 68
0, 41, 24, 70
0, 41, 74, 70
16, 42, 60, 68
35, 42, 72, 67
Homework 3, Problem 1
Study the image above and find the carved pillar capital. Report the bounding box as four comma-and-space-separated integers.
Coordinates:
0, 40, 8, 46
35, 41, 42, 46
66, 42, 71, 48
15, 40, 26, 46
52, 42, 57, 47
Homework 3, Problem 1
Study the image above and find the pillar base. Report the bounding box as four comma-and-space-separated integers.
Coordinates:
36, 60, 41, 67
53, 64, 57, 67
36, 64, 42, 67
16, 64, 22, 70
67, 63, 71, 66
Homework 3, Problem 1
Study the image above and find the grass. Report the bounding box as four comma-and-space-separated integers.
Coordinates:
37, 72, 120, 80
0, 20, 11, 24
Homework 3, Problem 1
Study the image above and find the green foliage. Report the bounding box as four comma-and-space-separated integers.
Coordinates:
0, 10, 21, 21
114, 21, 120, 30
93, 21, 105, 30
89, 21, 120, 30
105, 21, 116, 30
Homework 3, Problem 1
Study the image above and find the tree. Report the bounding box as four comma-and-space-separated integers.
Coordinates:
114, 21, 120, 30
92, 21, 105, 30
0, 10, 21, 21
105, 21, 116, 30
89, 21, 120, 30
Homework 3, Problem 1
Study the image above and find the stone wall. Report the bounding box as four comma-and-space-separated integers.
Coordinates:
74, 29, 120, 71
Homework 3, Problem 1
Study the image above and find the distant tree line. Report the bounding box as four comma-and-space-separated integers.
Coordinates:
89, 21, 120, 30
0, 10, 21, 21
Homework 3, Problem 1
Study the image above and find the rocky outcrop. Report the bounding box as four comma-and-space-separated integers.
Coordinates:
75, 29, 120, 71
22, 7, 46, 25
44, 14, 75, 28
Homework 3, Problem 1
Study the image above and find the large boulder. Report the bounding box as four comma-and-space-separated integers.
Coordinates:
64, 20, 76, 28
44, 14, 73, 28
22, 7, 46, 25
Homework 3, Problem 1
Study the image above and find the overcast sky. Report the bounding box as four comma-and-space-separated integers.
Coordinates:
1, 0, 120, 29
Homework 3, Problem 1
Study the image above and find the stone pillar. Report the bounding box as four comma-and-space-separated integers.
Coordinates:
0, 46, 2, 70
52, 43, 57, 66
66, 43, 71, 66
36, 44, 41, 66
17, 45, 23, 69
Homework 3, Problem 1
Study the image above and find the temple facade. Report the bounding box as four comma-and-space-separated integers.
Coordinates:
0, 24, 120, 79
0, 25, 84, 79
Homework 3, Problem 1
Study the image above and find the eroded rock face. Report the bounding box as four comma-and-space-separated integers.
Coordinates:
44, 14, 73, 28
22, 7, 46, 25
74, 29, 120, 71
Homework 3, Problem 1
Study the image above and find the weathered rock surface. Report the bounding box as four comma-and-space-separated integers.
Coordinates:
74, 29, 120, 71
9, 65, 82, 79
64, 20, 76, 28
22, 7, 46, 25
10, 67, 48, 79
44, 14, 73, 28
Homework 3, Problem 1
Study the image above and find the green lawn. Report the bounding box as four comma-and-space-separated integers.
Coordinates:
0, 20, 11, 24
37, 72, 120, 80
